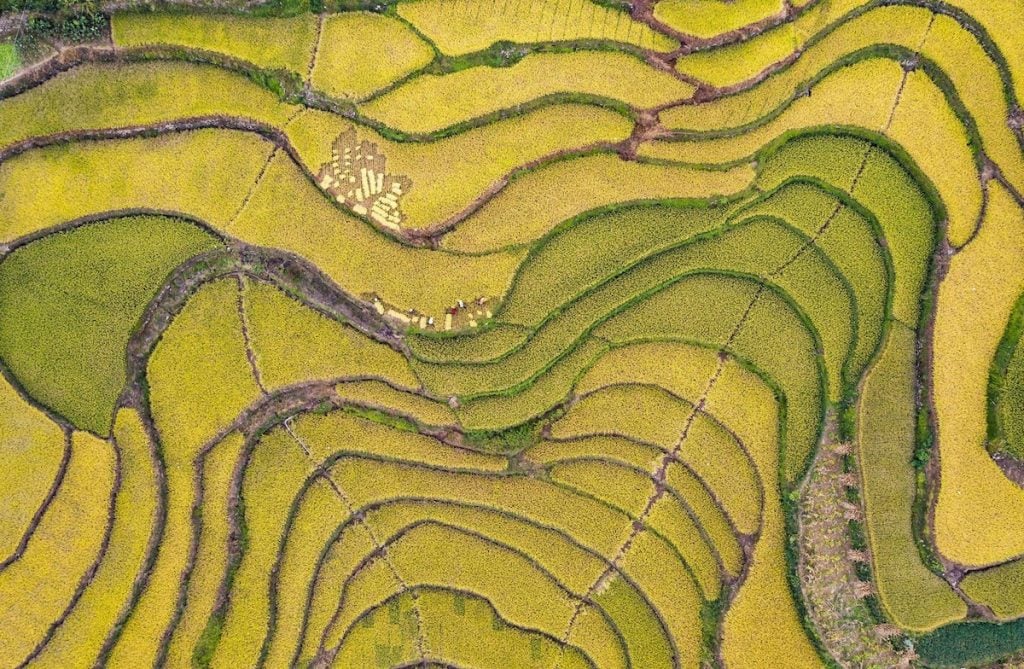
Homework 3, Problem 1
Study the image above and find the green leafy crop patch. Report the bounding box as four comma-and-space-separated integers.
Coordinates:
0, 215, 220, 434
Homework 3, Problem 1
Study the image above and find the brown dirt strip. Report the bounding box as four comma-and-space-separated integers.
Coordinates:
920, 235, 956, 577
992, 452, 1024, 489
993, 168, 1024, 211
304, 13, 325, 89
234, 378, 460, 450
797, 442, 910, 668
235, 274, 269, 396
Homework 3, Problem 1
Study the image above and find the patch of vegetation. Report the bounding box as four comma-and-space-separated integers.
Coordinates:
22, 9, 107, 43
0, 42, 19, 79
342, 404, 418, 433
989, 288, 1024, 459
0, 215, 220, 434
916, 618, 1024, 668
464, 418, 542, 454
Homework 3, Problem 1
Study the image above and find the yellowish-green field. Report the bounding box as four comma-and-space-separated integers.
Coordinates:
3, 2, 1024, 667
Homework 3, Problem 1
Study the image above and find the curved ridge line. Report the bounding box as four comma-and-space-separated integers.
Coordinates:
14, 434, 120, 668
322, 518, 629, 666
286, 493, 639, 668
0, 428, 72, 571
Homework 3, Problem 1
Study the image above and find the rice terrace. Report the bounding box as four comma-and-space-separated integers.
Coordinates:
2, 0, 1024, 667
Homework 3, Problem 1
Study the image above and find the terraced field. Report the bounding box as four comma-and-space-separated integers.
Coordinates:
1, 1, 1024, 667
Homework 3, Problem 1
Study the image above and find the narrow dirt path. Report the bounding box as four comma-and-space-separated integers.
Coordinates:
304, 13, 325, 91
797, 442, 910, 668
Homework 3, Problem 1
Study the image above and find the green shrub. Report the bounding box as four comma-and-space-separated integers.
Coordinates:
916, 618, 1024, 667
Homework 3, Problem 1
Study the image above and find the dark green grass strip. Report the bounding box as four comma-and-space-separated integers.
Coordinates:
0, 43, 19, 80
987, 288, 1024, 459
917, 618, 1024, 668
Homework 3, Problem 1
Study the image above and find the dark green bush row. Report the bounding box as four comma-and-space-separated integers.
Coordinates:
917, 617, 1024, 667
25, 11, 105, 41
2, 0, 107, 45
1, 0, 90, 12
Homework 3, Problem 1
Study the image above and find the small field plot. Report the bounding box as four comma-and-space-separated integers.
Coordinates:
0, 215, 220, 434
311, 13, 436, 100
397, 0, 677, 55
112, 13, 318, 73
